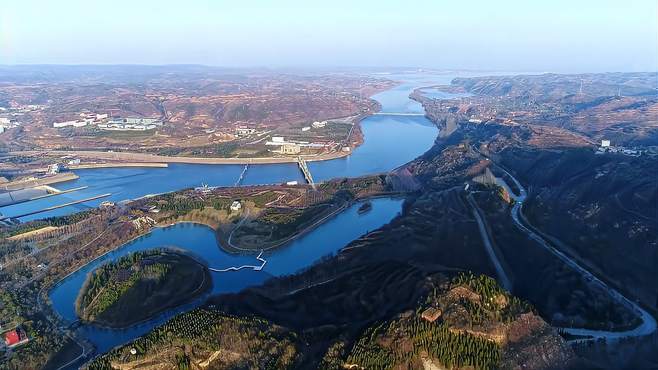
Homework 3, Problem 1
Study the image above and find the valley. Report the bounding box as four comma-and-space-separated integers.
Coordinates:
0, 70, 656, 369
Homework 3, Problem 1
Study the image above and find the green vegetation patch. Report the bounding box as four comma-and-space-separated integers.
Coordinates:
451, 272, 531, 324
76, 249, 211, 328
346, 316, 501, 370
155, 193, 233, 219
252, 204, 332, 239
0, 209, 97, 238
88, 308, 299, 370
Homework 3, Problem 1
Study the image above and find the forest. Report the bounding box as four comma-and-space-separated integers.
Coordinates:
76, 250, 171, 321
88, 308, 299, 369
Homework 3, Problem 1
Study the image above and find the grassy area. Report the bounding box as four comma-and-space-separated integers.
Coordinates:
0, 209, 97, 238
231, 203, 335, 249
346, 317, 501, 370
90, 129, 155, 139
155, 141, 240, 157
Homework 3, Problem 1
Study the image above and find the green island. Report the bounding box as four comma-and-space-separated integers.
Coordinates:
76, 249, 212, 328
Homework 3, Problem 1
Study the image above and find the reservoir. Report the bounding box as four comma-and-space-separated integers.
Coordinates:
42, 71, 487, 361
48, 197, 403, 354
2, 72, 453, 221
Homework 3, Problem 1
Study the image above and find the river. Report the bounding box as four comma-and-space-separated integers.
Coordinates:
44, 71, 480, 361
2, 71, 482, 221
49, 197, 404, 354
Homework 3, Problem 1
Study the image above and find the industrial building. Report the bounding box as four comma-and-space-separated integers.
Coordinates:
53, 120, 88, 128
53, 114, 163, 131
280, 143, 301, 154
235, 127, 256, 136
265, 135, 328, 155
98, 117, 163, 131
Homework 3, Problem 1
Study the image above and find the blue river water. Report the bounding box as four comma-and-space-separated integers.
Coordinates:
38, 71, 489, 360
2, 72, 483, 221
49, 197, 403, 354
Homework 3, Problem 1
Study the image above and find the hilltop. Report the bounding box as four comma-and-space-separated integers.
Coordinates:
88, 273, 573, 369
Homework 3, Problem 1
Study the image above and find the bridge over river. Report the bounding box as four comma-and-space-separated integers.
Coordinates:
373, 112, 425, 116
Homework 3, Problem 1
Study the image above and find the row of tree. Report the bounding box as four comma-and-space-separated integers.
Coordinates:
346, 317, 501, 370
78, 250, 170, 319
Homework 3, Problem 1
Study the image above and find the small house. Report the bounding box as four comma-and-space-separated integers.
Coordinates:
421, 307, 442, 322
4, 327, 29, 348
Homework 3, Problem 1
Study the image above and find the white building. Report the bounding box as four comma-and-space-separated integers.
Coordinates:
53, 120, 88, 128
312, 121, 327, 128
230, 200, 242, 211
0, 117, 10, 125
235, 127, 256, 136
279, 143, 301, 154
271, 136, 285, 143
47, 163, 60, 174
601, 140, 611, 147
301, 126, 311, 132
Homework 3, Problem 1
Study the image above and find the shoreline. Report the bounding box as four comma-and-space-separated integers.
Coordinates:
1, 172, 79, 191
68, 162, 169, 169
9, 147, 353, 167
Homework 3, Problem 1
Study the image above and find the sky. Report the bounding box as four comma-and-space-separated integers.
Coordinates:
1, 0, 656, 72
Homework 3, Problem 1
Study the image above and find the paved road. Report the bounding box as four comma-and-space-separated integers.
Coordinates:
466, 194, 512, 291
497, 164, 657, 342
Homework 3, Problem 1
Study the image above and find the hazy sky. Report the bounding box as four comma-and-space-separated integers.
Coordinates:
1, 0, 656, 72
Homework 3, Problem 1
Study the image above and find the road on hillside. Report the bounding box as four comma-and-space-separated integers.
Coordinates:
496, 162, 657, 342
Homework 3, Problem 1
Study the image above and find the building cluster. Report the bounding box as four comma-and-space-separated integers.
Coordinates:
52, 112, 109, 128
300, 120, 328, 132
98, 117, 163, 131
0, 104, 47, 133
53, 113, 163, 131
235, 127, 258, 136
46, 158, 83, 174
265, 136, 329, 155
0, 106, 27, 134
596, 139, 642, 157
0, 117, 19, 134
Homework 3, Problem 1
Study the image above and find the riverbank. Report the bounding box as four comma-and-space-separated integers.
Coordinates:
68, 162, 169, 169
1, 172, 79, 191
10, 146, 353, 167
